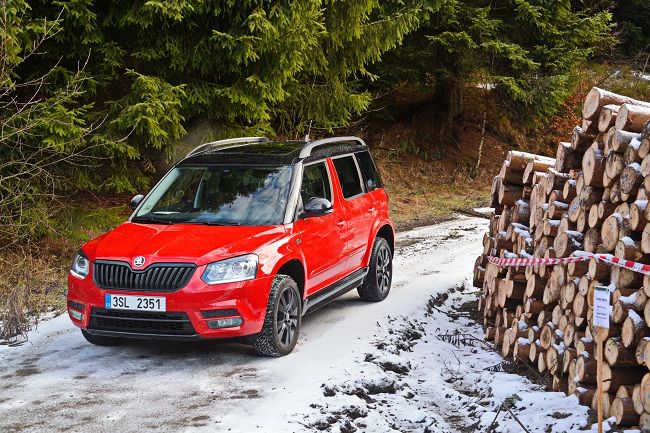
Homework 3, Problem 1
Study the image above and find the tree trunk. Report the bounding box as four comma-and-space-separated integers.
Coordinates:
598, 104, 619, 132
616, 104, 650, 133
612, 396, 640, 426
582, 87, 650, 120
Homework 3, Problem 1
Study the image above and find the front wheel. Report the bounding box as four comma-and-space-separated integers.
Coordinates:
358, 237, 392, 302
254, 275, 302, 357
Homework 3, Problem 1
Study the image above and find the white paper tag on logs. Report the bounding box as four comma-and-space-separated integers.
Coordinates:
593, 285, 611, 329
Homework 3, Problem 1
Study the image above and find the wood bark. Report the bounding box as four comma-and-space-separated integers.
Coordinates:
612, 396, 639, 426
616, 104, 650, 133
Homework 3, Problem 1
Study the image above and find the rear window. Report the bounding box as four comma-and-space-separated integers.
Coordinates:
355, 151, 382, 191
333, 156, 363, 199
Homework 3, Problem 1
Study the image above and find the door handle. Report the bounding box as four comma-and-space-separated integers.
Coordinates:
368, 207, 375, 214
337, 220, 345, 228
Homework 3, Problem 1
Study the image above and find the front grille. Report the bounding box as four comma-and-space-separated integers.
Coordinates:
93, 261, 195, 292
89, 308, 196, 335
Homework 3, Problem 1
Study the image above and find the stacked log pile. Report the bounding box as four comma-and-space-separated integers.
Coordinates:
474, 87, 650, 429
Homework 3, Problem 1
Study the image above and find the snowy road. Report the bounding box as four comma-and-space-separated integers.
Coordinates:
0, 217, 593, 432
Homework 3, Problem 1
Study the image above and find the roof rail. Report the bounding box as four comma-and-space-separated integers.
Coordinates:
299, 136, 366, 159
185, 136, 270, 158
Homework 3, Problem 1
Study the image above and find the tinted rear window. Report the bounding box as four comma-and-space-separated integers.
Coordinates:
333, 156, 363, 199
355, 151, 382, 190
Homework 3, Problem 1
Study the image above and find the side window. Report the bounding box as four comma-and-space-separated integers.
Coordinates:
355, 151, 382, 191
300, 162, 332, 206
333, 156, 363, 199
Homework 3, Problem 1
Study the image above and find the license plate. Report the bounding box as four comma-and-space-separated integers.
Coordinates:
105, 294, 166, 312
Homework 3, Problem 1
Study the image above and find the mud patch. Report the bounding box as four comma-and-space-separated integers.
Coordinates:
222, 367, 257, 379
396, 236, 426, 248
15, 367, 39, 377
228, 389, 260, 399
190, 414, 210, 426
441, 231, 463, 241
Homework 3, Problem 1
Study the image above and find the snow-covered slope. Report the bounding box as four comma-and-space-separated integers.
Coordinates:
0, 216, 599, 432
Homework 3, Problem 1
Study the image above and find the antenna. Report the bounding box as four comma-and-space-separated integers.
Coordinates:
304, 120, 313, 142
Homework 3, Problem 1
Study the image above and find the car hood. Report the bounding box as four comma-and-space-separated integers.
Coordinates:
85, 222, 287, 267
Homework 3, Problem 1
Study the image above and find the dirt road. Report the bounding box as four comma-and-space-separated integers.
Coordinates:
1, 217, 542, 433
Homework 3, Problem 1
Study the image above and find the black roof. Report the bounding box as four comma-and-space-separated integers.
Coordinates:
178, 139, 367, 166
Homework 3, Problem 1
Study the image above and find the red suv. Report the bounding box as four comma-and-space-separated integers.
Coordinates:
67, 136, 394, 356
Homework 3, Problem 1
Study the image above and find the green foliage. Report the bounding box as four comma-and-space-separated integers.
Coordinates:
372, 0, 613, 126
0, 0, 94, 244
51, 203, 129, 247
10, 0, 425, 192
1, 0, 428, 244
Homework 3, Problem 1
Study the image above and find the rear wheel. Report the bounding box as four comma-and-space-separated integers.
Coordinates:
81, 330, 123, 346
358, 237, 392, 302
254, 275, 302, 357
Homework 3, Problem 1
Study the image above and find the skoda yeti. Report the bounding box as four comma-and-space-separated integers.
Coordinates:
67, 136, 394, 356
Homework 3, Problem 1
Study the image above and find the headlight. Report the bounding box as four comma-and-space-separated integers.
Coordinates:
202, 254, 258, 285
70, 251, 90, 279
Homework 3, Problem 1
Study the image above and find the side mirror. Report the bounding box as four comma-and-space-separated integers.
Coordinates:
303, 197, 333, 218
130, 194, 144, 210
366, 179, 376, 191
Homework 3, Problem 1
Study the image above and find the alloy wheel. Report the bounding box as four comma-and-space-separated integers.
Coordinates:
376, 245, 392, 293
276, 287, 300, 348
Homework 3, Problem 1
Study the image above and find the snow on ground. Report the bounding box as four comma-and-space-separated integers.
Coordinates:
299, 281, 592, 433
0, 216, 603, 432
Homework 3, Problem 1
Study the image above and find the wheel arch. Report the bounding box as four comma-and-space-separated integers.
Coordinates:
275, 259, 306, 299
361, 222, 395, 268
376, 223, 395, 256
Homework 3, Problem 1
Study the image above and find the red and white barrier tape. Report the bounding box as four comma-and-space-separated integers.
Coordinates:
488, 254, 650, 276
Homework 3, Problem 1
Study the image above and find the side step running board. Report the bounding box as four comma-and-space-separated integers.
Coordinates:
302, 268, 368, 316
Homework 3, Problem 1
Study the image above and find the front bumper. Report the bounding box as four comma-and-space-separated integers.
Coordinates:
67, 268, 274, 340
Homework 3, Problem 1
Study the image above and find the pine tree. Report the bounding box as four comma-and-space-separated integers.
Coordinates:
372, 0, 612, 135
0, 0, 111, 244
17, 0, 424, 190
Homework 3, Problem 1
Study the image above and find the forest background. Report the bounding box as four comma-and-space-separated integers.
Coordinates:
0, 0, 648, 341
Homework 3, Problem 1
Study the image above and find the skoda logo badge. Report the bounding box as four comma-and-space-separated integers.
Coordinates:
133, 256, 146, 268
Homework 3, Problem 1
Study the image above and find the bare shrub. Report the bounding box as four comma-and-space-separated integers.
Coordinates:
0, 251, 66, 344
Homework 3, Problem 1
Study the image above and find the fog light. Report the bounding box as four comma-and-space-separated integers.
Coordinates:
207, 317, 243, 329
69, 309, 84, 321
68, 300, 84, 311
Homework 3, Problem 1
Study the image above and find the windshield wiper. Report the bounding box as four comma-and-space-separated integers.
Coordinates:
131, 216, 174, 225
188, 220, 241, 226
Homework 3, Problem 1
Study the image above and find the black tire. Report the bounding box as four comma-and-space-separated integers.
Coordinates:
358, 237, 393, 302
254, 275, 302, 357
81, 330, 123, 346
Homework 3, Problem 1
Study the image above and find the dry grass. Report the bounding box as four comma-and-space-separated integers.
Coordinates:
364, 92, 512, 230
376, 154, 492, 229
0, 197, 130, 344
0, 250, 66, 344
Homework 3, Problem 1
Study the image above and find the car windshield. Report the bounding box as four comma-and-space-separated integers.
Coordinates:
133, 165, 293, 226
